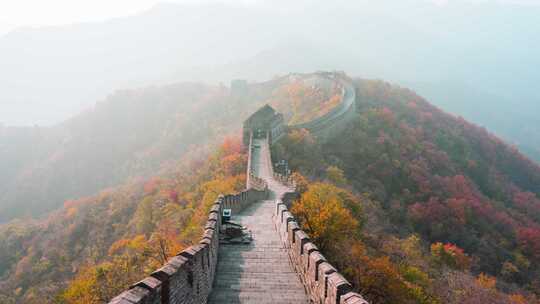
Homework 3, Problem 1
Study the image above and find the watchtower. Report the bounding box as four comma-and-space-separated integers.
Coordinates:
243, 104, 285, 146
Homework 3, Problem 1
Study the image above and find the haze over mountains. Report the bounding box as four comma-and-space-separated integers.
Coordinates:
2, 72, 540, 303
2, 1, 540, 300
1, 0, 540, 217
1, 0, 539, 163
0, 81, 274, 222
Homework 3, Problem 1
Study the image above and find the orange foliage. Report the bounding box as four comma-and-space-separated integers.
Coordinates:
476, 273, 497, 290
143, 177, 161, 194
65, 207, 78, 218
509, 294, 528, 304
220, 153, 246, 176
221, 136, 243, 155
292, 182, 359, 252
431, 242, 471, 270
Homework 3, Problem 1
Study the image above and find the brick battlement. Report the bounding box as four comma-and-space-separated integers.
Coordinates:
108, 187, 268, 304
273, 193, 368, 304
273, 172, 295, 189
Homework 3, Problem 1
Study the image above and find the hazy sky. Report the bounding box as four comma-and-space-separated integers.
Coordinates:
0, 0, 259, 35
2, 0, 539, 35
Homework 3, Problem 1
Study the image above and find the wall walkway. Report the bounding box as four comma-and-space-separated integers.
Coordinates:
208, 139, 308, 303
108, 72, 369, 304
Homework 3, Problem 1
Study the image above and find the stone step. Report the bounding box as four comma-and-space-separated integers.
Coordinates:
213, 283, 306, 292
218, 251, 289, 257
208, 291, 309, 303
216, 267, 297, 274
213, 278, 304, 285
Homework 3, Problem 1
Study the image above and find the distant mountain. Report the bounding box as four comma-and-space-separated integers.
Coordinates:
0, 2, 284, 126
2, 0, 538, 161
406, 81, 540, 163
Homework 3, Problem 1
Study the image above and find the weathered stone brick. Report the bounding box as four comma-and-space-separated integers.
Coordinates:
341, 292, 370, 304
110, 287, 149, 304
130, 276, 161, 304
318, 262, 337, 300
294, 230, 310, 256
326, 272, 352, 304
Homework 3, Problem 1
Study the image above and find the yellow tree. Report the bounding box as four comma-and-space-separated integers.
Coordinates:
291, 182, 359, 252
326, 166, 347, 186
291, 172, 309, 194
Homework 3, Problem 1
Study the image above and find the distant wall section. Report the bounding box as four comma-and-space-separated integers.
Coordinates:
288, 73, 357, 141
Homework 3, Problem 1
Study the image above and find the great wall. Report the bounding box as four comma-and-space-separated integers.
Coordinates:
108, 72, 368, 304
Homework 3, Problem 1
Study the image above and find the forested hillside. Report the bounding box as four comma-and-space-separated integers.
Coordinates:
0, 82, 272, 222
0, 74, 314, 303
272, 79, 540, 303
2, 73, 540, 303
0, 73, 341, 223
0, 136, 247, 303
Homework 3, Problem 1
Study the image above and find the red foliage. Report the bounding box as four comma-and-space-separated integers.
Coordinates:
438, 175, 477, 201
221, 136, 243, 156
447, 198, 468, 225
518, 228, 540, 260
378, 107, 396, 125
143, 177, 161, 194
409, 197, 448, 224
168, 190, 178, 204
513, 191, 540, 214
431, 242, 471, 270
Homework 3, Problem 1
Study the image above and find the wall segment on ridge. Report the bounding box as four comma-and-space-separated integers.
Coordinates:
107, 71, 369, 304
107, 132, 268, 304
287, 73, 357, 141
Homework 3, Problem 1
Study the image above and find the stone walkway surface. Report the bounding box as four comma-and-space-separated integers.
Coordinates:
208, 139, 308, 304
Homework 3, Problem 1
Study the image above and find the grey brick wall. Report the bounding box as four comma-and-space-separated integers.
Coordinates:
107, 187, 267, 304
273, 198, 369, 304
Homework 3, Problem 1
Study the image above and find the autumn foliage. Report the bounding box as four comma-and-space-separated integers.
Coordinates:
267, 76, 343, 125
0, 136, 247, 303
430, 242, 471, 271
292, 183, 359, 252
274, 78, 540, 302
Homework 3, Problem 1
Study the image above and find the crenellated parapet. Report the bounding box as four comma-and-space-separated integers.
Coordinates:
273, 195, 368, 304
269, 130, 368, 303
248, 172, 267, 191
273, 172, 295, 189
108, 187, 267, 304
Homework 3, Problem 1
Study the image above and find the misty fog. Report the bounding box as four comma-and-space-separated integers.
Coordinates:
1, 0, 540, 159
3, 2, 540, 303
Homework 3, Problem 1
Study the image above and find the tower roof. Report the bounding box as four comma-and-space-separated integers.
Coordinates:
244, 104, 277, 126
